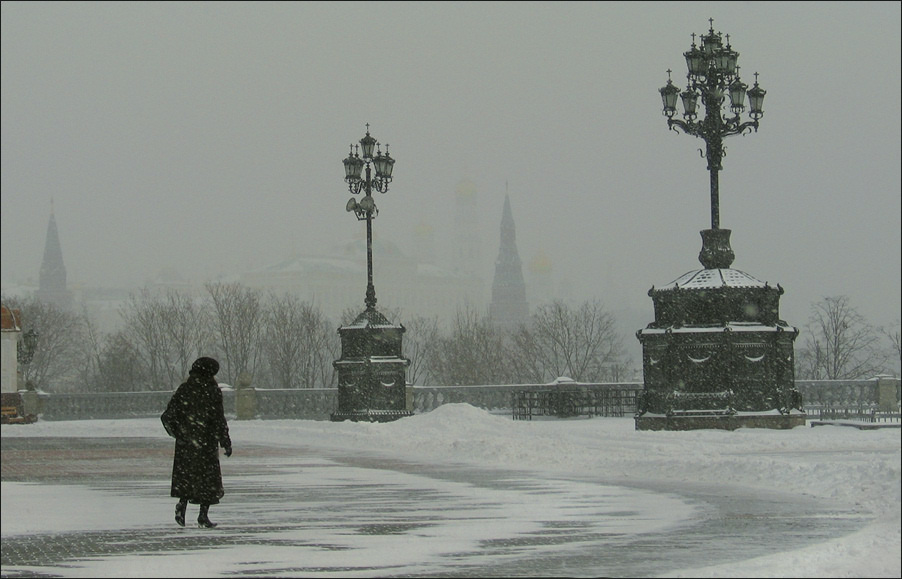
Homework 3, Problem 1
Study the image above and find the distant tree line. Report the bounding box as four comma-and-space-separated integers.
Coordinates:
2, 288, 898, 393
2, 284, 630, 393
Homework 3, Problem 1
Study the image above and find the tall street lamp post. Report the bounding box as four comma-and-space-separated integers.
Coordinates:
17, 328, 39, 389
659, 18, 766, 268
332, 125, 410, 423
343, 123, 395, 311
636, 21, 801, 431
15, 327, 40, 423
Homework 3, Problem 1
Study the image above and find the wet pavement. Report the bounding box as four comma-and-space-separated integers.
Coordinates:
1, 435, 869, 577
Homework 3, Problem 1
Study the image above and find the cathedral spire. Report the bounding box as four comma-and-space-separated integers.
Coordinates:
36, 203, 73, 310
489, 193, 528, 331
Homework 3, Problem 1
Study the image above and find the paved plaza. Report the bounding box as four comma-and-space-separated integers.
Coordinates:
1, 431, 872, 578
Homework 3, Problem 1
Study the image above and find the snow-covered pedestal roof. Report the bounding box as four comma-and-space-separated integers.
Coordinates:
657, 268, 772, 291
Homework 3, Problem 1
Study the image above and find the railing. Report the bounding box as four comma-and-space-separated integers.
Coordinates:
254, 388, 336, 420
805, 404, 901, 424
796, 380, 877, 407
13, 377, 900, 422
512, 385, 641, 421
38, 391, 186, 421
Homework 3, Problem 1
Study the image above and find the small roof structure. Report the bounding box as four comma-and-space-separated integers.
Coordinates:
1, 304, 22, 332
658, 268, 769, 291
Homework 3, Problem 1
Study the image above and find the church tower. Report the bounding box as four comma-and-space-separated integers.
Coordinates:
36, 203, 73, 310
489, 193, 529, 331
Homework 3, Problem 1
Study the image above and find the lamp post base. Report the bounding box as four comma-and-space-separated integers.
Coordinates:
635, 411, 806, 431
330, 409, 413, 423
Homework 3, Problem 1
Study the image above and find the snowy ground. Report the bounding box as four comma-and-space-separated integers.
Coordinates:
2, 404, 900, 578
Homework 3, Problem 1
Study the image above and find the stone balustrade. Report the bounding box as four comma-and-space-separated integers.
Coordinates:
13, 377, 900, 422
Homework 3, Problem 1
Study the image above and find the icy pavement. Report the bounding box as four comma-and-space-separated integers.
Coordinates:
0, 433, 870, 578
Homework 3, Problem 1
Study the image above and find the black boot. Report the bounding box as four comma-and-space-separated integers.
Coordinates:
175, 499, 187, 527
197, 504, 217, 528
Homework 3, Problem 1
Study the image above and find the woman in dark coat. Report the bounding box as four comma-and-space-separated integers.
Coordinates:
163, 357, 232, 528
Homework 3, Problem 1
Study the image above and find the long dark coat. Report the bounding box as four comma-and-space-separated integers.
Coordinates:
164, 373, 231, 505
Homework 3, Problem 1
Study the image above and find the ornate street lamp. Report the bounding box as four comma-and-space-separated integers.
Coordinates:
17, 328, 39, 366
637, 21, 801, 431
659, 19, 766, 268
333, 124, 410, 423
15, 327, 39, 394
343, 123, 395, 311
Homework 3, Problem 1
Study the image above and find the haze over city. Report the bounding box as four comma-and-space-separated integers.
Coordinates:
2, 2, 900, 336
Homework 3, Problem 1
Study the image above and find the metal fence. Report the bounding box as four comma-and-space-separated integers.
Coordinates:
804, 405, 901, 424
512, 386, 641, 421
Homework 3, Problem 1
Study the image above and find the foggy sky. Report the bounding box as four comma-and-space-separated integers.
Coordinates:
2, 1, 900, 332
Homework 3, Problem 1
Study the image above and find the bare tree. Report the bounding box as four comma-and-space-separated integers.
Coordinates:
428, 305, 511, 386
73, 306, 104, 390
796, 296, 888, 380
205, 282, 265, 384
117, 288, 216, 390
262, 293, 336, 388
402, 314, 440, 386
1, 295, 88, 392
119, 288, 170, 389
263, 293, 306, 389
90, 329, 147, 392
161, 289, 216, 381
879, 319, 901, 377
307, 308, 340, 389
510, 299, 626, 383
508, 323, 548, 384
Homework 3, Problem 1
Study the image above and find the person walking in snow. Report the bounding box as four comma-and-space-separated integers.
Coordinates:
162, 356, 232, 528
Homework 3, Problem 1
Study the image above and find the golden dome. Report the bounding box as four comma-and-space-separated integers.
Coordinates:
414, 220, 434, 237
455, 179, 477, 198
529, 249, 552, 274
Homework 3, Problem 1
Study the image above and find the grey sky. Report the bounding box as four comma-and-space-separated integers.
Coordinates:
2, 1, 900, 332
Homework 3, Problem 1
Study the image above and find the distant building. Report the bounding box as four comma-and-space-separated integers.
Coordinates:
489, 193, 529, 331
240, 179, 488, 324
239, 236, 484, 324
17, 181, 499, 330
35, 204, 73, 310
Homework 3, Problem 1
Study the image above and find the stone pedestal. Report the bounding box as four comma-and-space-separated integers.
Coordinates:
235, 372, 257, 420
236, 388, 257, 420
1, 390, 38, 424
331, 306, 412, 422
21, 389, 40, 418
635, 230, 802, 430
877, 375, 899, 412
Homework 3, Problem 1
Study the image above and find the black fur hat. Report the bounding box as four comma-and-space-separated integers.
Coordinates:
190, 357, 220, 378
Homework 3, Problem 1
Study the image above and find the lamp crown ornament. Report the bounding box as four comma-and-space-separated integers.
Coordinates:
658, 19, 766, 266
660, 18, 765, 134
